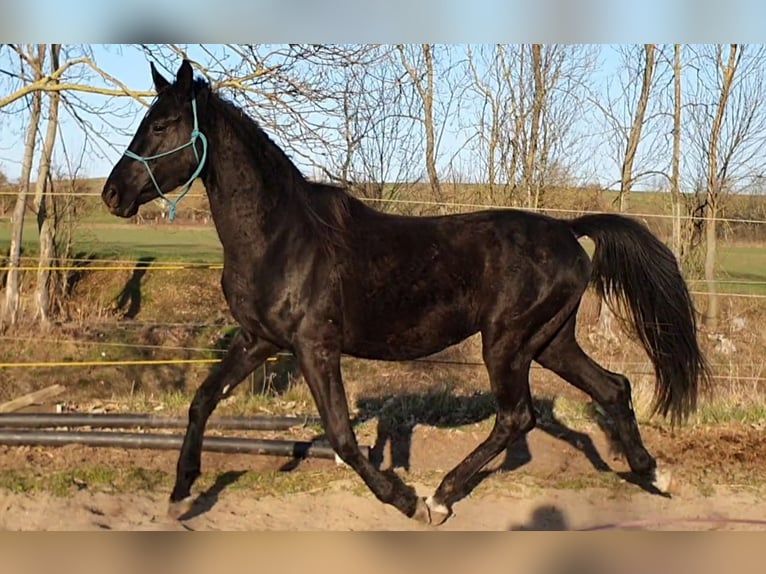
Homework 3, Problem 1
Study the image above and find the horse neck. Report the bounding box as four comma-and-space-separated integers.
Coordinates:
199, 99, 307, 253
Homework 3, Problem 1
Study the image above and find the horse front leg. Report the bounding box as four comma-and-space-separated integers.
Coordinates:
295, 339, 428, 520
168, 330, 278, 518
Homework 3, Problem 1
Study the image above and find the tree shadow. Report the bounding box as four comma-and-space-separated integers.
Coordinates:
114, 256, 155, 319
508, 504, 570, 531
62, 252, 99, 298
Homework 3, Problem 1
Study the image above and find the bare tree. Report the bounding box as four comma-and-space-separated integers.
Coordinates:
141, 44, 380, 180
33, 44, 62, 327
588, 45, 669, 342
396, 44, 442, 204
703, 45, 739, 331
465, 45, 509, 204
331, 46, 421, 209
670, 44, 683, 259
591, 44, 667, 210
523, 44, 545, 208
2, 45, 45, 329
686, 44, 766, 330
394, 44, 465, 208
0, 52, 154, 109
619, 44, 657, 212
1, 44, 155, 327
491, 44, 596, 209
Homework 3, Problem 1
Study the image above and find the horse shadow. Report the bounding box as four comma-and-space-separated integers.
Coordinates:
352, 394, 612, 479
197, 381, 660, 518
177, 470, 247, 521
194, 367, 651, 516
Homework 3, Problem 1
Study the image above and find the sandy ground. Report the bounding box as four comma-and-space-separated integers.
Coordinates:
0, 419, 764, 531
1, 482, 765, 531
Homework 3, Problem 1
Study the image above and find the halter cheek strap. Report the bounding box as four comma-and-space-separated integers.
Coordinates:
123, 97, 208, 222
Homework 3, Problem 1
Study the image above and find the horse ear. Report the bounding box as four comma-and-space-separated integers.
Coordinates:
150, 62, 170, 93
176, 59, 194, 93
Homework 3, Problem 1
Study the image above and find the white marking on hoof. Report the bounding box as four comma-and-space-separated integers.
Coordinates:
425, 496, 452, 526
652, 464, 674, 494
167, 496, 194, 520
334, 453, 348, 467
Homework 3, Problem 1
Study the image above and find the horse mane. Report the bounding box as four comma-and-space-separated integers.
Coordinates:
196, 78, 351, 254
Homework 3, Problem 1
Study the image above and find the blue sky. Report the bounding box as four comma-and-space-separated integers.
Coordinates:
0, 44, 631, 185
0, 45, 154, 181
2, 43, 731, 194
6, 1, 765, 45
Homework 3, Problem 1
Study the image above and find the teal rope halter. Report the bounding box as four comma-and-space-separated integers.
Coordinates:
123, 97, 208, 221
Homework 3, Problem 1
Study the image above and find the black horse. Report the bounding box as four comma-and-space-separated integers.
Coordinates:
102, 60, 710, 526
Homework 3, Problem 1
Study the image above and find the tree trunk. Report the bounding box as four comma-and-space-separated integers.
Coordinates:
34, 44, 62, 328
599, 45, 656, 341
704, 202, 718, 329
619, 44, 656, 213
467, 46, 503, 204
703, 44, 740, 331
525, 44, 544, 209
2, 45, 45, 329
670, 44, 683, 260
421, 44, 443, 206
396, 44, 443, 211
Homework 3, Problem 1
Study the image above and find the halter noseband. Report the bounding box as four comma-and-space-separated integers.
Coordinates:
123, 96, 208, 221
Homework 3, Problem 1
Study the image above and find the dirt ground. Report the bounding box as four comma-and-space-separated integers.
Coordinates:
0, 419, 765, 531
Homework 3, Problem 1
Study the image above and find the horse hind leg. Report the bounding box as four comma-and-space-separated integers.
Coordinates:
535, 314, 672, 494
419, 292, 582, 525
430, 359, 536, 524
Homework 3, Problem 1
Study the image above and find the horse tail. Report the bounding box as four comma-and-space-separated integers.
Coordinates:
569, 213, 711, 423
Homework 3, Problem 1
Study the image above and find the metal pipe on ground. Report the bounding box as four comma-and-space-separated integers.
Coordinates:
0, 429, 364, 459
0, 413, 322, 431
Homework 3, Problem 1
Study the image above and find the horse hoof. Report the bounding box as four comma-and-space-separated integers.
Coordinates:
412, 497, 432, 524
424, 496, 452, 526
411, 496, 452, 526
167, 496, 194, 520
652, 463, 674, 494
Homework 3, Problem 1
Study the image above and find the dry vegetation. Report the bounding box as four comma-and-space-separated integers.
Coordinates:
1, 188, 765, 431
2, 44, 766, 509
1, 184, 765, 511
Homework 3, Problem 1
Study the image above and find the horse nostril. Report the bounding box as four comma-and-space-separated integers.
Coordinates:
103, 184, 120, 209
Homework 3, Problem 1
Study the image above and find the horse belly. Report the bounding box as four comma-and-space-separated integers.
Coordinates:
342, 302, 478, 361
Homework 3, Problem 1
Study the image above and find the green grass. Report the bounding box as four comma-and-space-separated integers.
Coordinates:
3, 186, 766, 293
714, 244, 766, 294
695, 399, 766, 426
0, 220, 222, 263
0, 464, 355, 498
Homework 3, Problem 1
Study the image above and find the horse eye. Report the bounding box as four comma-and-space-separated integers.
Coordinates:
151, 114, 180, 133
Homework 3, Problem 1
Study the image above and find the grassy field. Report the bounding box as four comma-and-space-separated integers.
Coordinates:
0, 184, 765, 434
714, 245, 766, 294
0, 221, 223, 263
2, 218, 765, 294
